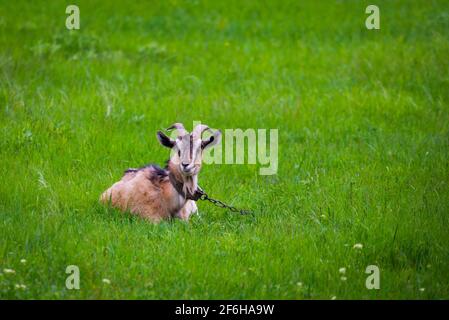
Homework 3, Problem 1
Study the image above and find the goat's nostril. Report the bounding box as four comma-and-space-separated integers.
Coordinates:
181, 163, 189, 168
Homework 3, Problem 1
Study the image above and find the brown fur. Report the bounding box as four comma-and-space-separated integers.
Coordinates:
100, 164, 197, 223
100, 123, 220, 223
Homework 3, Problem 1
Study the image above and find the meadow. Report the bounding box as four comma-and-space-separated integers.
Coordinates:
0, 0, 448, 299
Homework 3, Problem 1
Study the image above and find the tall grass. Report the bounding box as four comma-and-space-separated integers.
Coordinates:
0, 0, 448, 299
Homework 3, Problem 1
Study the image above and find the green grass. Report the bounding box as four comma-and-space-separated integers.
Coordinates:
1, 0, 448, 299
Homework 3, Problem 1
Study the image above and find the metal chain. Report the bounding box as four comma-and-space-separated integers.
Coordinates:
197, 187, 253, 215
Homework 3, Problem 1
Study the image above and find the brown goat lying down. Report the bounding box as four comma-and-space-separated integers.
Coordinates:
100, 123, 221, 223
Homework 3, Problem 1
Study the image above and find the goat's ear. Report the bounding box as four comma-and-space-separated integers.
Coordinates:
201, 130, 221, 150
157, 131, 175, 148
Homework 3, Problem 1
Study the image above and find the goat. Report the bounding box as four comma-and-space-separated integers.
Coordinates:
100, 123, 221, 223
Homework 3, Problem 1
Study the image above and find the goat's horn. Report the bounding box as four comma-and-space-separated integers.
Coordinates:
166, 123, 187, 136
192, 124, 212, 140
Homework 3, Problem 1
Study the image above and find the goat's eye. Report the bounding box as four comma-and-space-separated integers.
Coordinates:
178, 150, 181, 157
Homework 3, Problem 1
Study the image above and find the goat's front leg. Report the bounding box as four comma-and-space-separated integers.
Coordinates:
178, 200, 198, 221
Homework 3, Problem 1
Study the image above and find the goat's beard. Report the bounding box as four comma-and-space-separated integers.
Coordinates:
182, 175, 198, 195
168, 160, 199, 195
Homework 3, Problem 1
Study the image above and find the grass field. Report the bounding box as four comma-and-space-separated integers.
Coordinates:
1, 0, 448, 299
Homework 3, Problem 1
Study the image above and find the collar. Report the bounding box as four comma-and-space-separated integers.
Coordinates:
168, 172, 202, 201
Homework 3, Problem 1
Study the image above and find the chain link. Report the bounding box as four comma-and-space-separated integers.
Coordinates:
197, 188, 253, 215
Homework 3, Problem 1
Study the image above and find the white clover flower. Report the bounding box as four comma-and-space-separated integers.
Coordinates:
331, 296, 337, 300
15, 284, 26, 290
296, 282, 303, 287
102, 278, 111, 284
20, 259, 27, 264
353, 243, 363, 250
339, 267, 346, 274
3, 268, 15, 274
419, 288, 425, 292
340, 276, 347, 281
